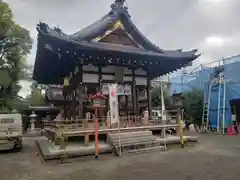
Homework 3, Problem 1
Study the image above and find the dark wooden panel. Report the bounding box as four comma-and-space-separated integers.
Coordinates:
99, 28, 139, 47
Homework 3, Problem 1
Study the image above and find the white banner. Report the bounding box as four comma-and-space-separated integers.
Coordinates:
108, 84, 119, 124
102, 84, 131, 96
161, 84, 167, 121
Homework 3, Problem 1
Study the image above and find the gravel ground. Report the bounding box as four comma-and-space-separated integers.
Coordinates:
1, 134, 240, 180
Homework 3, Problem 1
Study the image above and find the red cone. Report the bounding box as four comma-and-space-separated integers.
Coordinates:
227, 126, 232, 136
232, 125, 236, 135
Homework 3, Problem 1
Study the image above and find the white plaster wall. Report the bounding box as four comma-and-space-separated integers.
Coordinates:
135, 68, 146, 75
83, 73, 98, 83
102, 75, 115, 80
102, 65, 117, 73
124, 67, 132, 75
135, 77, 147, 85
123, 76, 132, 81
83, 64, 98, 71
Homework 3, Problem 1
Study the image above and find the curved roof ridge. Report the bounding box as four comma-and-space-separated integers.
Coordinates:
37, 0, 200, 58
69, 13, 118, 41
68, 2, 164, 53
119, 12, 164, 53
69, 0, 126, 41
67, 0, 187, 55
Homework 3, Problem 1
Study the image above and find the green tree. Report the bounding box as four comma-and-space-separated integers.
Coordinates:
25, 81, 45, 106
0, 2, 32, 111
151, 85, 171, 107
182, 88, 204, 128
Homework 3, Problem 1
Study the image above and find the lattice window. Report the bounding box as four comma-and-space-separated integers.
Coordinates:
138, 88, 147, 98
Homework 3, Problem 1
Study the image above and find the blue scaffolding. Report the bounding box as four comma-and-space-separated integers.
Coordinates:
170, 55, 240, 132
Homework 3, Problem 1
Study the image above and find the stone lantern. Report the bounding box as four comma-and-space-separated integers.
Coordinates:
29, 111, 37, 132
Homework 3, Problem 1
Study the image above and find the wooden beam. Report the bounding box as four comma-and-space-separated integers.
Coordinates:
78, 64, 84, 118
83, 70, 146, 78
125, 95, 129, 116
63, 86, 67, 120
147, 74, 152, 121
132, 69, 137, 115
98, 65, 102, 88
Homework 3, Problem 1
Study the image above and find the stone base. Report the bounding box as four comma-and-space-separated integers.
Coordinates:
25, 129, 43, 137
35, 138, 112, 160
35, 135, 199, 161
156, 135, 198, 145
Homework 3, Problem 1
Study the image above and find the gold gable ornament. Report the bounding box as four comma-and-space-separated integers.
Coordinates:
63, 77, 69, 87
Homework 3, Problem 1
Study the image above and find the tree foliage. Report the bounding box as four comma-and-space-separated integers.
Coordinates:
24, 81, 45, 106
182, 88, 204, 126
0, 2, 33, 111
151, 85, 171, 107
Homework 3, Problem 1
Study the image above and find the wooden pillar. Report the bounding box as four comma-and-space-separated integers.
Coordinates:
106, 95, 110, 128
84, 119, 89, 146
132, 69, 137, 115
125, 95, 129, 116
98, 65, 104, 118
66, 92, 71, 120
118, 96, 121, 116
64, 87, 71, 120
78, 64, 83, 118
136, 87, 139, 116
98, 65, 102, 88
68, 89, 73, 120
72, 88, 77, 120
84, 112, 91, 146
63, 86, 67, 120
84, 133, 89, 146
147, 76, 152, 121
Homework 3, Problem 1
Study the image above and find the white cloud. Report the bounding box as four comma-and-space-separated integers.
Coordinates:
204, 36, 230, 47
205, 36, 224, 47
195, 34, 240, 64
203, 0, 225, 3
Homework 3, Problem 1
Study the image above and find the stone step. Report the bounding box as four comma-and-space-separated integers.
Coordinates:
107, 130, 160, 156
108, 131, 155, 146
111, 136, 157, 146
127, 146, 166, 154
108, 131, 152, 140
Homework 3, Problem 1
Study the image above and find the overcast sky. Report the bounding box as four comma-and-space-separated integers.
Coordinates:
3, 0, 240, 96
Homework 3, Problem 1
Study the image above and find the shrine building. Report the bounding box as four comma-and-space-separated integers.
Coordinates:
33, 0, 199, 123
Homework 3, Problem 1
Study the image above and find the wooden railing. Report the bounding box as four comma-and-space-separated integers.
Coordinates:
43, 116, 141, 144
43, 116, 143, 130
42, 112, 182, 148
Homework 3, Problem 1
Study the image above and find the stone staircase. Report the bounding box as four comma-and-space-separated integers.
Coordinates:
107, 131, 165, 155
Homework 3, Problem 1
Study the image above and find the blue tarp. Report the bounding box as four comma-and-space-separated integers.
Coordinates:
208, 84, 232, 128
